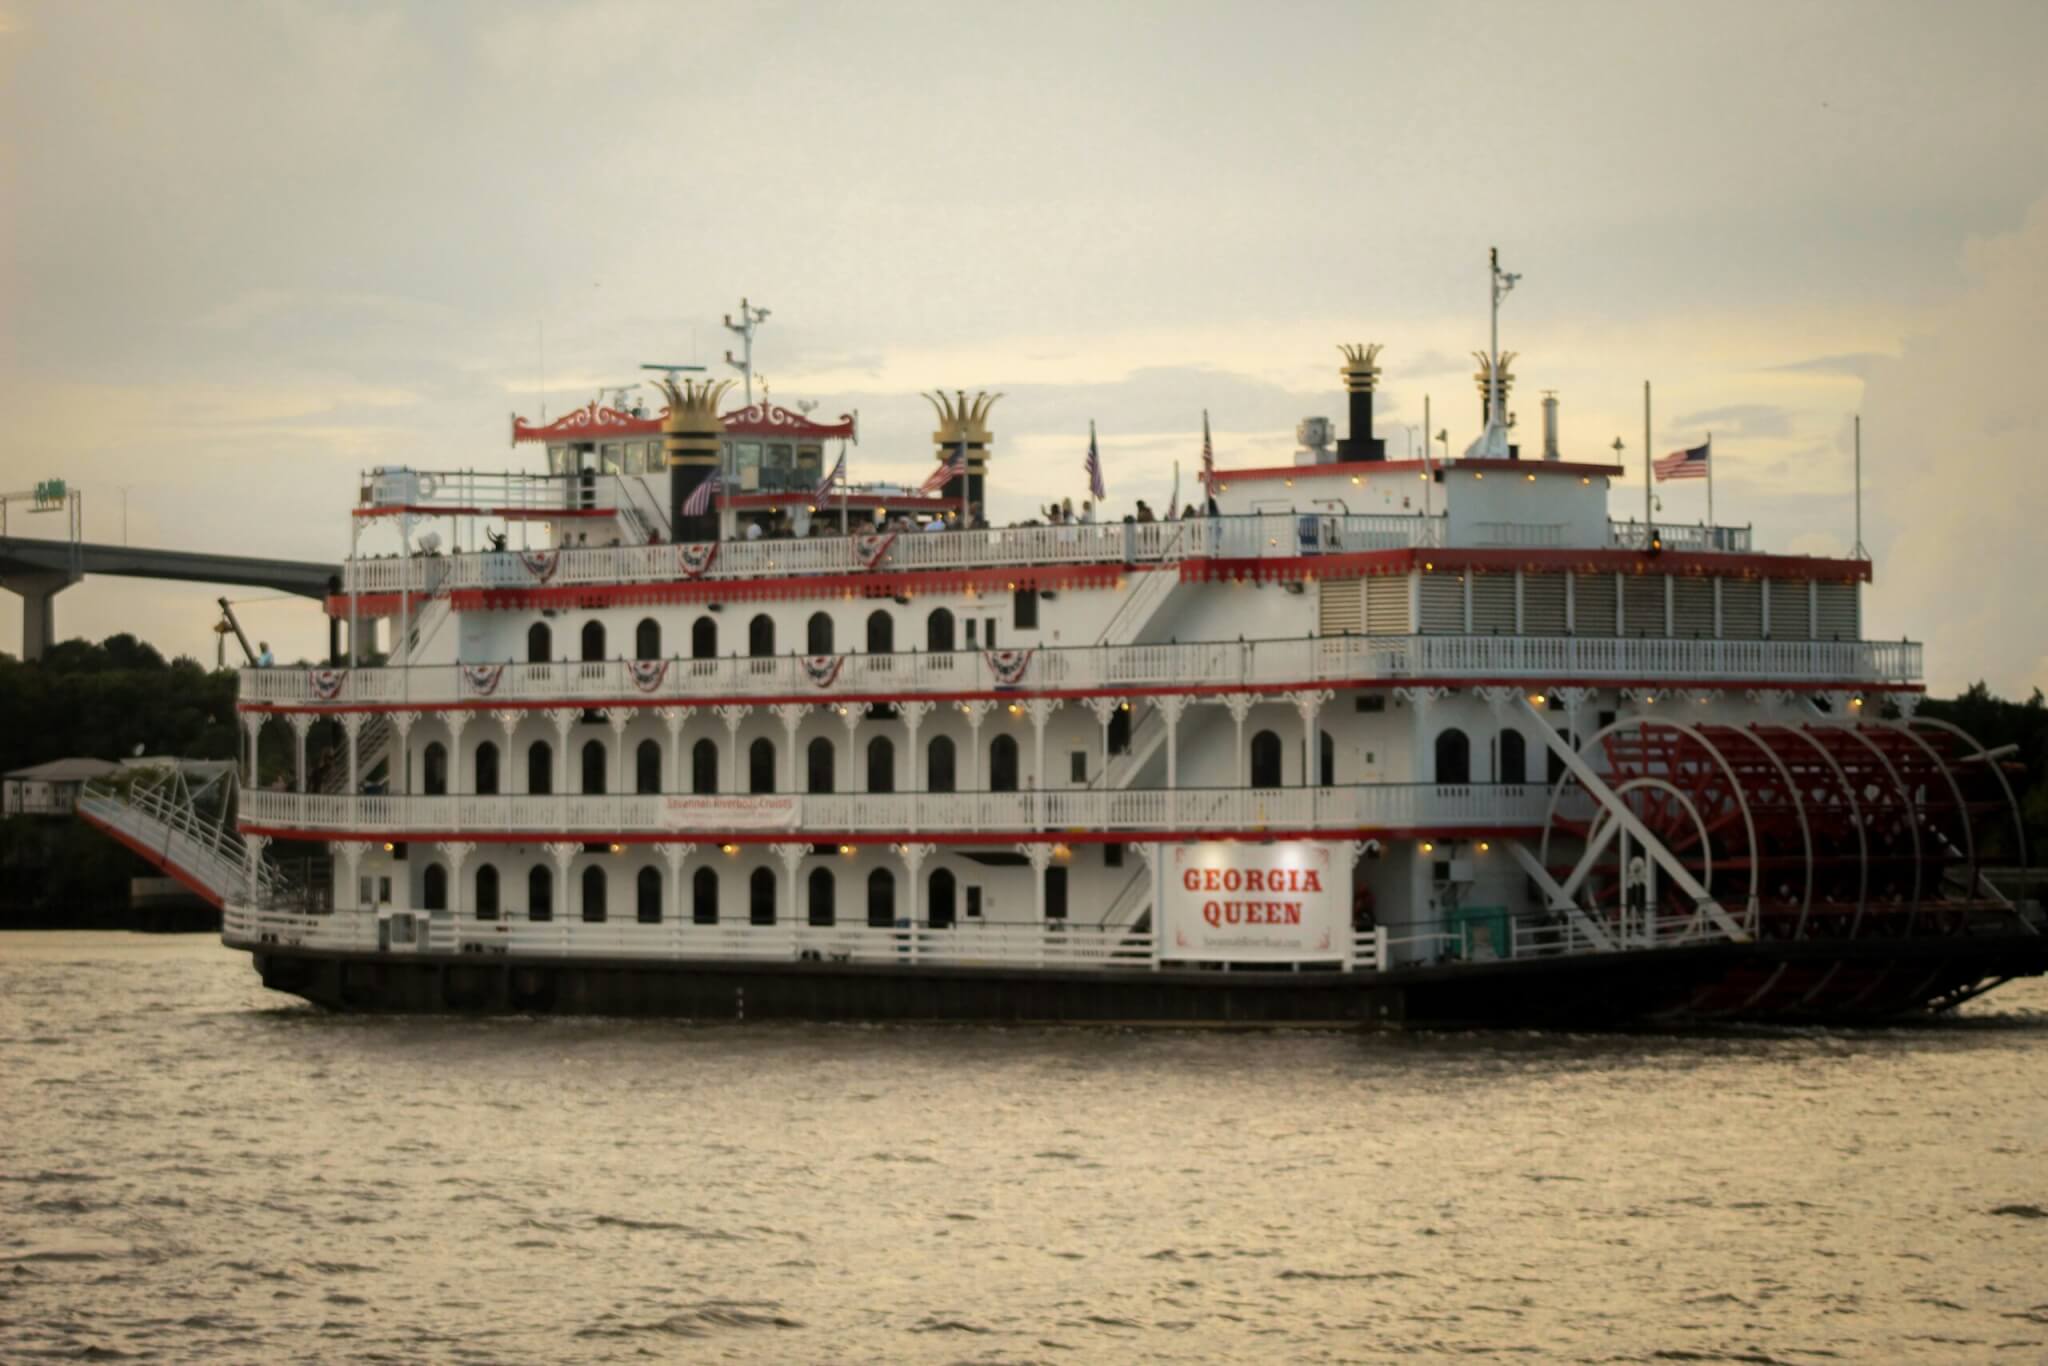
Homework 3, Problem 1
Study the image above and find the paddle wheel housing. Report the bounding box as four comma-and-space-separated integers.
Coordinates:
1540, 714, 2026, 946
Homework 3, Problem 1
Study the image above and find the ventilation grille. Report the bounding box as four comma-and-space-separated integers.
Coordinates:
1573, 572, 1618, 637
1318, 579, 1362, 635
1624, 574, 1666, 637
1768, 580, 1811, 639
1814, 583, 1859, 641
1721, 579, 1763, 638
1471, 573, 1515, 633
1523, 573, 1568, 635
1366, 576, 1410, 634
1418, 571, 1465, 633
1674, 578, 1714, 638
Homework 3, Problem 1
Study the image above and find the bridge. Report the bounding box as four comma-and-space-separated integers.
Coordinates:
0, 536, 339, 661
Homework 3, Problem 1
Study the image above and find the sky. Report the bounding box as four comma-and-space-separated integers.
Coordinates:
1, 0, 2044, 696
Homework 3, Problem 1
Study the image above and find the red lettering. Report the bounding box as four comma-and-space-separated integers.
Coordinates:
1183, 870, 1201, 892
1203, 900, 1221, 927
1246, 869, 1265, 892
1301, 870, 1322, 893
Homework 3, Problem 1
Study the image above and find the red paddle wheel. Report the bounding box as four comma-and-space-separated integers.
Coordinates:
1539, 713, 2024, 949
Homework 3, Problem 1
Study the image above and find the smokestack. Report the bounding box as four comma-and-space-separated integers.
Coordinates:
1471, 350, 1520, 459
655, 376, 733, 541
1335, 344, 1386, 463
924, 389, 1002, 515
1541, 391, 1560, 461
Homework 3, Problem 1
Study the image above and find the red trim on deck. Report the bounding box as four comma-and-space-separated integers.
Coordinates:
447, 562, 1128, 612
242, 824, 1546, 849
241, 678, 1922, 718
1212, 457, 1625, 483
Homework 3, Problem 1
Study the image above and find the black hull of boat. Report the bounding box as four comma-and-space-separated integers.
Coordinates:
245, 933, 2048, 1028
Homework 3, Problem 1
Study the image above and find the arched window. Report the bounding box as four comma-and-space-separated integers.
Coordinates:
527, 740, 553, 795
581, 620, 606, 662
748, 614, 775, 657
867, 868, 896, 928
1319, 730, 1336, 787
867, 735, 895, 794
528, 865, 553, 922
1499, 729, 1527, 785
927, 735, 956, 793
422, 741, 449, 796
989, 734, 1020, 792
474, 863, 499, 920
635, 617, 661, 660
475, 740, 500, 796
692, 866, 719, 924
636, 738, 661, 794
527, 621, 552, 663
928, 867, 957, 929
749, 866, 776, 925
691, 616, 717, 659
422, 863, 448, 911
637, 866, 661, 924
927, 607, 955, 652
1250, 729, 1283, 788
866, 610, 894, 654
1435, 727, 1471, 785
807, 736, 835, 794
692, 738, 719, 794
807, 866, 835, 927
581, 865, 607, 922
581, 738, 607, 794
806, 611, 834, 655
748, 737, 776, 794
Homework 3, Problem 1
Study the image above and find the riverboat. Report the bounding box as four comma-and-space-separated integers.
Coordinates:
80, 264, 2045, 1024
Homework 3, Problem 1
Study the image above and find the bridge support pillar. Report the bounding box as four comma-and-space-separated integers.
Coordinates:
1, 572, 77, 662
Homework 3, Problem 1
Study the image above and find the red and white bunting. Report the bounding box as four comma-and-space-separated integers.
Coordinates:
629, 659, 669, 693
519, 549, 559, 582
800, 654, 846, 688
676, 542, 718, 579
309, 668, 348, 701
984, 648, 1034, 687
854, 531, 897, 571
461, 663, 504, 696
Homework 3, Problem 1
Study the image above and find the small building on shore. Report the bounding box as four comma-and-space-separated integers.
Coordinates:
2, 758, 122, 817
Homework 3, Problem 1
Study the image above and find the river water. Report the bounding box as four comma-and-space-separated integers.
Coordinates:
3, 932, 2047, 1363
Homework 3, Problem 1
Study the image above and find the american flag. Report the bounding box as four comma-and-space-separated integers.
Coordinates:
1085, 421, 1105, 499
681, 472, 721, 516
1199, 409, 1214, 487
815, 449, 845, 497
919, 449, 963, 495
1653, 439, 1711, 482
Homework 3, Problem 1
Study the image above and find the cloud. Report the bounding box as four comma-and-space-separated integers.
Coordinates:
1858, 196, 2048, 698
1766, 353, 1890, 380
1670, 403, 1795, 439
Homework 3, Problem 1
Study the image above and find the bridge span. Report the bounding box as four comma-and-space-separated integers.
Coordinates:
0, 536, 338, 661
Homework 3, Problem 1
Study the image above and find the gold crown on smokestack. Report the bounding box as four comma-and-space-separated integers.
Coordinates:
924, 389, 1002, 447
1339, 343, 1384, 392
1471, 350, 1517, 399
655, 376, 734, 433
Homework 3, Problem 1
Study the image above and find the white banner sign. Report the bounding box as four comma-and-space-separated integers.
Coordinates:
660, 795, 799, 831
1161, 842, 1349, 962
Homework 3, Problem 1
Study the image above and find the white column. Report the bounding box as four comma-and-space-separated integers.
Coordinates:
1294, 689, 1332, 788
337, 841, 363, 913
899, 701, 932, 791
244, 833, 269, 901
1022, 842, 1054, 964
1133, 841, 1163, 967
662, 842, 692, 946
443, 840, 473, 951
391, 710, 419, 795
773, 703, 806, 793
838, 704, 864, 793
341, 712, 364, 795
901, 842, 932, 928
1157, 694, 1188, 829
243, 713, 263, 786
776, 842, 806, 935
1224, 693, 1257, 788
547, 840, 577, 937
548, 707, 575, 797
717, 704, 748, 792
288, 712, 314, 793
659, 708, 685, 792
445, 710, 472, 795
494, 710, 520, 799
962, 700, 994, 791
607, 709, 630, 794
1084, 696, 1120, 785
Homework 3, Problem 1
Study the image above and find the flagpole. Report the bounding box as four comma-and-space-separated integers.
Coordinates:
959, 431, 969, 528
840, 441, 849, 535
1853, 414, 1864, 559
1423, 394, 1433, 522
1705, 431, 1714, 531
1642, 381, 1652, 533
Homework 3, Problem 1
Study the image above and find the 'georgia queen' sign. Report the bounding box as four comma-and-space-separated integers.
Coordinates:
1161, 842, 1349, 963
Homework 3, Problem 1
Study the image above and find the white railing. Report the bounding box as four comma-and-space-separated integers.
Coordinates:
78, 777, 282, 905
235, 782, 1552, 837
239, 633, 1922, 708
1608, 519, 1752, 553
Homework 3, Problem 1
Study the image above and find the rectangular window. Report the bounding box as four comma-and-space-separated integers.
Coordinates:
1104, 842, 1124, 868
965, 619, 978, 647
377, 876, 392, 905
1356, 693, 1385, 713
358, 876, 373, 907
1014, 588, 1039, 629
985, 619, 997, 648
965, 885, 984, 919
1045, 866, 1068, 921
1070, 751, 1088, 783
